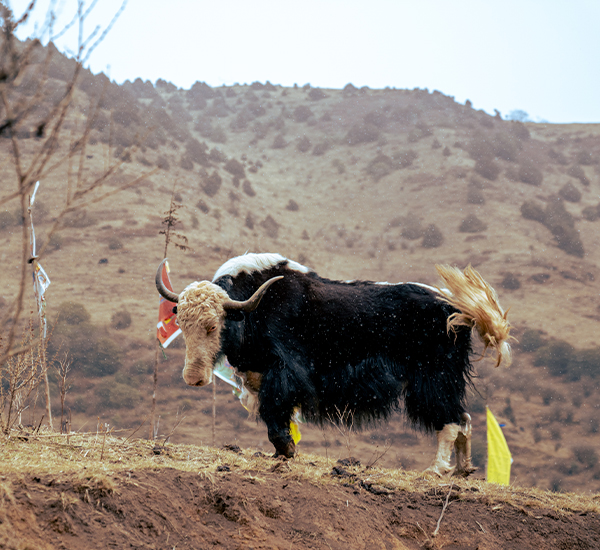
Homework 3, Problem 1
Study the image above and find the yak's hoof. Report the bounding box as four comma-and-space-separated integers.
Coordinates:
453, 465, 478, 478
273, 440, 295, 459
422, 465, 449, 478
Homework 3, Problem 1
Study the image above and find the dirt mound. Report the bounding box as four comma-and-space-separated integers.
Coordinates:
2, 466, 599, 550
1, 437, 599, 549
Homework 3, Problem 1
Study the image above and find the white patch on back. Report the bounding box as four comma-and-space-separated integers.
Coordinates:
213, 252, 311, 281
374, 280, 451, 296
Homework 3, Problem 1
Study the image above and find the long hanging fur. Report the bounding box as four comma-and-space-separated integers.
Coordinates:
435, 264, 512, 367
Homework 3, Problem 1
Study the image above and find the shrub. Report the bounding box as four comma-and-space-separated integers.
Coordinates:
57, 301, 91, 325
442, 146, 451, 157
224, 158, 245, 178
296, 136, 311, 153
179, 154, 194, 170
0, 211, 15, 230
286, 200, 299, 211
202, 171, 222, 197
272, 133, 288, 149
308, 88, 327, 100
156, 155, 170, 170
492, 132, 519, 161
520, 329, 545, 352
582, 204, 600, 222
366, 154, 394, 181
108, 237, 123, 250
293, 105, 313, 123
345, 124, 379, 145
97, 382, 142, 409
400, 215, 423, 240
421, 224, 444, 248
573, 446, 598, 468
84, 338, 123, 377
558, 182, 581, 203
500, 273, 521, 290
474, 157, 500, 181
567, 164, 590, 186
520, 201, 546, 223
576, 150, 594, 165
242, 180, 256, 197
312, 142, 331, 156
533, 340, 575, 377
518, 160, 543, 186
260, 215, 279, 238
467, 185, 485, 205
197, 199, 210, 214
111, 310, 132, 330
459, 214, 487, 233
548, 148, 568, 165
544, 198, 584, 257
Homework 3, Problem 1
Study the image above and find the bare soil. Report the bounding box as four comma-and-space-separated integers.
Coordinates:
1, 441, 599, 550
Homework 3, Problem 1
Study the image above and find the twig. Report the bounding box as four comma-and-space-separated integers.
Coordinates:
432, 481, 454, 537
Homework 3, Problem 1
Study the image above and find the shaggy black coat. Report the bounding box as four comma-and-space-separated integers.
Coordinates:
215, 260, 473, 451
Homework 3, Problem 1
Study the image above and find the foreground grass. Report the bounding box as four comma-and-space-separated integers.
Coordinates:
1, 429, 599, 516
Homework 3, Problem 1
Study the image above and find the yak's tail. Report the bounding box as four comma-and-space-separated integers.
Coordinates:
435, 264, 512, 367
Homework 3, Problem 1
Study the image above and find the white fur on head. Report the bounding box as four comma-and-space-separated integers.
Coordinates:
177, 281, 230, 386
213, 252, 311, 281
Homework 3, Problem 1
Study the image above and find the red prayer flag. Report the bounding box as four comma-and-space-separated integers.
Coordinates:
156, 260, 181, 347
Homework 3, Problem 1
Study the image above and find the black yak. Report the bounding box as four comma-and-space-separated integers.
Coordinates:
156, 253, 511, 476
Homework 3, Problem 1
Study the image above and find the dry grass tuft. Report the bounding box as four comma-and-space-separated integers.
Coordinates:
1, 431, 598, 515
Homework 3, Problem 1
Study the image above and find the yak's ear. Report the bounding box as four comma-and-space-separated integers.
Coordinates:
225, 310, 244, 322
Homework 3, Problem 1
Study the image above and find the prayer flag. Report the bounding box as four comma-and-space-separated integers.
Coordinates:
486, 406, 512, 485
156, 260, 181, 347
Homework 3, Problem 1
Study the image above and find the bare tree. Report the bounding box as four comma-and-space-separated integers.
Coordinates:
0, 1, 154, 430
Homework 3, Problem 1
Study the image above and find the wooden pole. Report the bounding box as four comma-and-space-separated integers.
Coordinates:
212, 376, 216, 447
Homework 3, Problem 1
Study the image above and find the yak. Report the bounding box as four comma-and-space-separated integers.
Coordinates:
156, 253, 511, 476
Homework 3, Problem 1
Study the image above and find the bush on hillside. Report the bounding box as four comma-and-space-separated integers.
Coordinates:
459, 214, 487, 233
500, 273, 521, 291
57, 302, 91, 325
567, 164, 590, 186
296, 136, 311, 153
558, 182, 582, 203
518, 160, 543, 186
111, 310, 132, 330
421, 224, 444, 248
345, 124, 379, 145
224, 159, 245, 178
474, 157, 501, 181
202, 171, 222, 197
520, 201, 546, 223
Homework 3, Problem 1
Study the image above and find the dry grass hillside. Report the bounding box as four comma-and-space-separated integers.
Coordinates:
2, 41, 600, 499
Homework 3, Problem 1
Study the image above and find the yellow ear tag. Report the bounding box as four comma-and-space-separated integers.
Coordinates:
290, 421, 301, 445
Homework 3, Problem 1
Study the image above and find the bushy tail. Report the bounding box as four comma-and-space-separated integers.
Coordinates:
435, 264, 512, 367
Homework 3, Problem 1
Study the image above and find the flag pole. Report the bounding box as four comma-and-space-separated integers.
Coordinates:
29, 182, 53, 430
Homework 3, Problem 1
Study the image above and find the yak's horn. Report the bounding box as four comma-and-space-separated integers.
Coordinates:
223, 276, 283, 312
155, 259, 180, 303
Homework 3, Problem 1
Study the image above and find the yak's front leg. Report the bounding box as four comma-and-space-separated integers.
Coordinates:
258, 367, 299, 459
453, 413, 477, 477
425, 423, 460, 476
267, 419, 296, 458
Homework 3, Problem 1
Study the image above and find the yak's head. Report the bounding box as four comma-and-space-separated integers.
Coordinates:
155, 259, 282, 386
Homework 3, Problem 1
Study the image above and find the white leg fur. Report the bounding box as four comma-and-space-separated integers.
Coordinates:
425, 423, 460, 476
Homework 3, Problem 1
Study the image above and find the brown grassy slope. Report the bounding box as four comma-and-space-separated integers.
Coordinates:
1, 433, 599, 550
2, 61, 600, 494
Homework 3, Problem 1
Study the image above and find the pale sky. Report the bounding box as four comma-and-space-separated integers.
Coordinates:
8, 0, 600, 123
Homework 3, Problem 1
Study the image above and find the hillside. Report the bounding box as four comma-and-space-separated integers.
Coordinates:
1, 40, 600, 496
1, 433, 599, 550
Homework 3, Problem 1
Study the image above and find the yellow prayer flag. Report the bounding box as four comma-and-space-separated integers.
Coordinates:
486, 406, 512, 485
290, 421, 301, 445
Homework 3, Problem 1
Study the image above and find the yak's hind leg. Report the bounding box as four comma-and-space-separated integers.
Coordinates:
453, 413, 477, 477
425, 423, 460, 476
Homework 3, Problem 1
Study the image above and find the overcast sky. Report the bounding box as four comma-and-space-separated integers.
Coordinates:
8, 0, 600, 123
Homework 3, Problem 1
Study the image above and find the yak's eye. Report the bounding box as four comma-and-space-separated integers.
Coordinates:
207, 325, 217, 334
